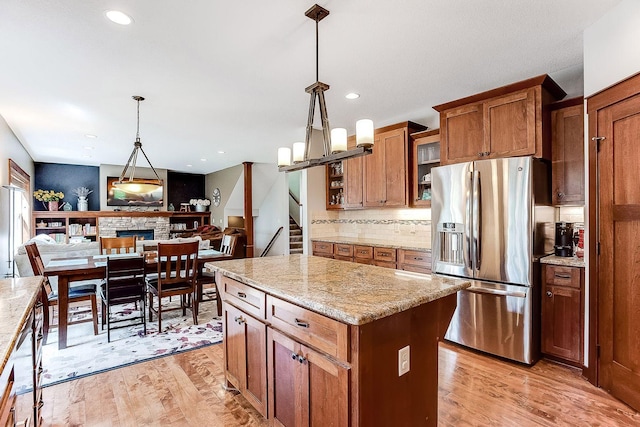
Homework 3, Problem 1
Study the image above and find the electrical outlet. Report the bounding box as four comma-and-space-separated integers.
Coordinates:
410, 223, 416, 234
398, 345, 410, 376
394, 223, 400, 233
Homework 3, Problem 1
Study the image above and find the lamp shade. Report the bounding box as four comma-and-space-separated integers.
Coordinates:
278, 147, 292, 167
356, 119, 374, 148
292, 142, 306, 163
330, 128, 348, 153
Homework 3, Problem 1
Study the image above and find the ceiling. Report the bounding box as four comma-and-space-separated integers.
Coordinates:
0, 0, 620, 175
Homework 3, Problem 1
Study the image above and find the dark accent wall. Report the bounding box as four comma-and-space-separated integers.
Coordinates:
34, 162, 100, 211
167, 171, 206, 209
33, 163, 205, 212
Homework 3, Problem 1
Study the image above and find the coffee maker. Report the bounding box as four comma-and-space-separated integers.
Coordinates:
554, 222, 574, 257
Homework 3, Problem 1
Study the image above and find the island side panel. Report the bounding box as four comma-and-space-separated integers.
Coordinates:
353, 293, 457, 427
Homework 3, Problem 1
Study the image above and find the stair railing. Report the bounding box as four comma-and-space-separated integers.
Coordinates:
289, 190, 302, 228
260, 226, 284, 257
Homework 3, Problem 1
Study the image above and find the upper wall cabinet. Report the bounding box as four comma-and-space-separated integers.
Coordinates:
410, 129, 440, 207
551, 98, 585, 206
363, 122, 427, 208
433, 74, 567, 166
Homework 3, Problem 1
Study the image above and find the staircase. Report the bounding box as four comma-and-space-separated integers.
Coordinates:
289, 216, 303, 255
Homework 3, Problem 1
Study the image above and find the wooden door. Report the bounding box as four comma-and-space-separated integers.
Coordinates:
381, 127, 408, 207
343, 135, 363, 209
268, 329, 305, 427
440, 102, 485, 164
542, 284, 582, 363
552, 102, 585, 205
363, 132, 385, 207
594, 88, 640, 411
484, 88, 536, 158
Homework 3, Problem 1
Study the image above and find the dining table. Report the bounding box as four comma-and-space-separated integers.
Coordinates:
43, 248, 233, 349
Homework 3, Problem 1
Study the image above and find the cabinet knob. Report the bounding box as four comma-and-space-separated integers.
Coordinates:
297, 354, 307, 364
478, 152, 484, 157
546, 291, 553, 297
291, 353, 297, 360
557, 192, 565, 198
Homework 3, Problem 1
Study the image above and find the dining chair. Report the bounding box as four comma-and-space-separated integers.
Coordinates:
100, 236, 137, 255
101, 256, 147, 342
219, 234, 237, 256
147, 241, 199, 332
24, 242, 99, 343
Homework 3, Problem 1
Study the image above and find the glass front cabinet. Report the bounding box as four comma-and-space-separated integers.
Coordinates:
411, 129, 440, 207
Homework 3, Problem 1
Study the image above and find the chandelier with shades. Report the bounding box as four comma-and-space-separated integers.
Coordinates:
113, 96, 164, 194
278, 4, 374, 173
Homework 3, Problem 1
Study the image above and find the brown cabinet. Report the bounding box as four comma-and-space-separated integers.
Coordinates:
333, 243, 354, 261
311, 241, 334, 259
326, 135, 363, 210
363, 122, 427, 208
221, 277, 268, 417
541, 264, 584, 365
267, 327, 349, 427
551, 98, 585, 205
373, 247, 397, 269
434, 75, 566, 166
398, 249, 432, 274
411, 129, 440, 207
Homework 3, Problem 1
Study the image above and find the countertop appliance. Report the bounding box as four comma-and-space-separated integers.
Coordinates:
431, 156, 553, 364
554, 222, 574, 257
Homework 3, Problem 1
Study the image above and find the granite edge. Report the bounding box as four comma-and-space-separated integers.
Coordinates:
540, 255, 585, 268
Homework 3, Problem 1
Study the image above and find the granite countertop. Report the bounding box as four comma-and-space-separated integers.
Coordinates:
540, 255, 585, 268
311, 236, 431, 252
0, 277, 43, 375
205, 255, 469, 326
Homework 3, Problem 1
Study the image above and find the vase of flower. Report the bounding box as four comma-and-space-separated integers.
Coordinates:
48, 201, 59, 211
77, 196, 88, 211
34, 189, 65, 211
190, 198, 211, 212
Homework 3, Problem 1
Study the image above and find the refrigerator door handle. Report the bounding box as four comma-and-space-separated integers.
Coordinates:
466, 286, 527, 298
472, 170, 481, 269
466, 170, 473, 270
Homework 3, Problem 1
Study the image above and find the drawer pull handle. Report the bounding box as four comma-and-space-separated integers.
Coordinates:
359, 251, 368, 254
546, 291, 553, 297
295, 319, 309, 328
414, 257, 423, 261
554, 274, 571, 279
37, 399, 44, 410
35, 301, 44, 309
237, 292, 247, 298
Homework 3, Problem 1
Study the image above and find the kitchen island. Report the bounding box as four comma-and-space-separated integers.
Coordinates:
205, 255, 470, 426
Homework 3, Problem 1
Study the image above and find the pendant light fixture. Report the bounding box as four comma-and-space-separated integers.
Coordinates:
278, 4, 374, 172
113, 96, 163, 194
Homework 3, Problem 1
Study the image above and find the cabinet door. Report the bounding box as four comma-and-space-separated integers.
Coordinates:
224, 304, 267, 417
343, 155, 363, 209
552, 103, 584, 205
364, 127, 408, 207
484, 88, 536, 158
363, 131, 386, 207
268, 328, 349, 427
441, 102, 485, 164
542, 283, 583, 363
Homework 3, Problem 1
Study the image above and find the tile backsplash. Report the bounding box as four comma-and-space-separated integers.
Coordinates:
311, 208, 432, 248
558, 206, 585, 225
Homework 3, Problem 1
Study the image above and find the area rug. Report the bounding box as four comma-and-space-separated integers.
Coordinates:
15, 297, 222, 394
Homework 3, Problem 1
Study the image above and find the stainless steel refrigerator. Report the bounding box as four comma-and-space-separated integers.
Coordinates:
431, 156, 554, 364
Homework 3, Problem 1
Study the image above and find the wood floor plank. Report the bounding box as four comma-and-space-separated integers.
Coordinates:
19, 340, 639, 426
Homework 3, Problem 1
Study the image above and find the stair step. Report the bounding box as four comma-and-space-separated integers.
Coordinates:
290, 242, 303, 249
290, 248, 304, 254
290, 236, 303, 243
290, 229, 302, 235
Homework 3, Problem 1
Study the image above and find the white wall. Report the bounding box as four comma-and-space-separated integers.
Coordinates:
253, 164, 288, 257
584, 0, 640, 97
206, 164, 242, 228
0, 115, 34, 278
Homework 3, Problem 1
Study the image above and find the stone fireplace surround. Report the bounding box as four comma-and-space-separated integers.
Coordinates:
98, 216, 170, 240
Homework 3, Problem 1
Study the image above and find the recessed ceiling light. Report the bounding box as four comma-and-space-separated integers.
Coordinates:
186, 164, 193, 167
200, 158, 207, 162
83, 155, 92, 159
84, 134, 97, 139
345, 93, 360, 100
217, 151, 225, 154
105, 10, 133, 25
83, 146, 95, 150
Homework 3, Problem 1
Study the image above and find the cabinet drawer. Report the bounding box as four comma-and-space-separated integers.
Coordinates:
374, 260, 397, 269
399, 249, 431, 271
221, 276, 266, 320
354, 245, 373, 260
374, 247, 397, 262
266, 295, 349, 362
334, 244, 353, 258
312, 241, 334, 256
545, 265, 580, 289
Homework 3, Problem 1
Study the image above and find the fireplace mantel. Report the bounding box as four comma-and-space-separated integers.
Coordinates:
32, 211, 211, 244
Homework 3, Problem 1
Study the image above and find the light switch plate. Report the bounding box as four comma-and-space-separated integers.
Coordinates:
398, 345, 410, 376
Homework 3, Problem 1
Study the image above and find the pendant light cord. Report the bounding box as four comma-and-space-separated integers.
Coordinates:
315, 13, 319, 82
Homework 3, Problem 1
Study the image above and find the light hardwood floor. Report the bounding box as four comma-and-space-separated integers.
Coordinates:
20, 342, 639, 426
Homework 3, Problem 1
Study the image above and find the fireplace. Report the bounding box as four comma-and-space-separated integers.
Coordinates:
116, 229, 154, 241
